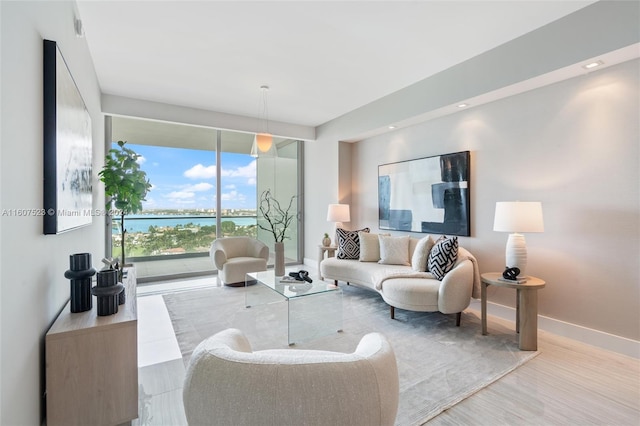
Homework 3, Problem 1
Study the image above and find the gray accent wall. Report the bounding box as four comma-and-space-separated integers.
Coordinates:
349, 59, 639, 341
1, 1, 103, 424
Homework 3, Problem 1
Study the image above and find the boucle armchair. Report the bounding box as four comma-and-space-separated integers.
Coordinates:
210, 237, 268, 286
183, 328, 399, 426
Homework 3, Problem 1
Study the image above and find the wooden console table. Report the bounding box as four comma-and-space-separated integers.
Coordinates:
46, 268, 138, 426
481, 272, 545, 351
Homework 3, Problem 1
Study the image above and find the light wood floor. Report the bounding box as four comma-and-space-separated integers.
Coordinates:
135, 316, 639, 425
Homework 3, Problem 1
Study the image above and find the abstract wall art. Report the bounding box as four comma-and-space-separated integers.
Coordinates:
43, 39, 92, 234
378, 151, 470, 236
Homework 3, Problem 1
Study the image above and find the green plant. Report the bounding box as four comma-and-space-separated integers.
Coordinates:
258, 189, 297, 243
98, 141, 152, 265
324, 232, 329, 238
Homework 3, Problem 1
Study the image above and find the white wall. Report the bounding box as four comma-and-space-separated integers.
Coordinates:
349, 59, 639, 341
0, 1, 103, 424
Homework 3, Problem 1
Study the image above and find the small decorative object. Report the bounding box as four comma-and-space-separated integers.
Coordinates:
101, 257, 125, 303
502, 267, 521, 281
258, 189, 297, 276
274, 242, 285, 277
322, 233, 331, 247
91, 269, 124, 316
64, 253, 96, 313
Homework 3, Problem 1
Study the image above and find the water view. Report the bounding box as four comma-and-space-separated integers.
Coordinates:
111, 211, 259, 258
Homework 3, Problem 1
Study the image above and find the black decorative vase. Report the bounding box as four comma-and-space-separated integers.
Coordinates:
64, 253, 96, 313
118, 286, 126, 305
92, 270, 124, 316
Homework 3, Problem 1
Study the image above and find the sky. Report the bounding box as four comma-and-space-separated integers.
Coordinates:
124, 143, 257, 211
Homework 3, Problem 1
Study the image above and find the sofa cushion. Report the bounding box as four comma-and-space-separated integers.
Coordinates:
320, 257, 391, 290
428, 236, 458, 280
411, 235, 435, 272
359, 232, 388, 262
336, 228, 370, 259
379, 277, 440, 312
378, 235, 410, 266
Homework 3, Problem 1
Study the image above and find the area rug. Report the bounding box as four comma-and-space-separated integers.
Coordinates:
163, 283, 538, 425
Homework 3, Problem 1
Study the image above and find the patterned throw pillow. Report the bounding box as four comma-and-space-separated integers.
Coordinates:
336, 228, 370, 259
378, 235, 411, 265
427, 236, 459, 280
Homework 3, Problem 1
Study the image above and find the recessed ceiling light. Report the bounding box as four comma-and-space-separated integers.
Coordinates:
457, 103, 468, 108
582, 60, 604, 70
388, 125, 396, 129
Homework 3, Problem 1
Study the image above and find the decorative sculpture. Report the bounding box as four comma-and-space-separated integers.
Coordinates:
101, 257, 125, 304
64, 253, 96, 313
92, 269, 124, 316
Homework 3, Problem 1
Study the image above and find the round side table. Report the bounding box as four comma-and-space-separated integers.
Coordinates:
317, 245, 337, 280
481, 272, 546, 351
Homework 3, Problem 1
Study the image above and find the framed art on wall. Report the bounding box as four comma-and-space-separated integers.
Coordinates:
378, 151, 470, 236
43, 39, 93, 234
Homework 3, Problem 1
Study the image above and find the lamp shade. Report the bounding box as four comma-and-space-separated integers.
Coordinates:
256, 133, 273, 152
493, 202, 544, 233
327, 204, 350, 223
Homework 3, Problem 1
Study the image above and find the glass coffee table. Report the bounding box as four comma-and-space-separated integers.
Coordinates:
245, 271, 343, 345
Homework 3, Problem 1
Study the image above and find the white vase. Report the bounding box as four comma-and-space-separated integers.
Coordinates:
274, 242, 285, 276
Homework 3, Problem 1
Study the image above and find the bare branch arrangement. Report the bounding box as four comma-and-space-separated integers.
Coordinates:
258, 189, 297, 243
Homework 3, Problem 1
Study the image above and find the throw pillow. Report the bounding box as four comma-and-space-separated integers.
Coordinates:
378, 235, 410, 266
359, 232, 389, 262
411, 235, 435, 272
428, 236, 459, 280
336, 228, 370, 259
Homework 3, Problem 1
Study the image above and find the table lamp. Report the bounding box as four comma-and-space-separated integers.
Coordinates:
493, 201, 544, 277
327, 204, 350, 243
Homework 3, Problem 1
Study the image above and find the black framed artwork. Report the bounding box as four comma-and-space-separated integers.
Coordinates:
43, 39, 92, 234
378, 151, 470, 236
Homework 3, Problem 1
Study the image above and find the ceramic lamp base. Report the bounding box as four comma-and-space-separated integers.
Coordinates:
505, 233, 527, 276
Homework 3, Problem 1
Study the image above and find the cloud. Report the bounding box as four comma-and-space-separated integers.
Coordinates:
221, 190, 246, 202
167, 191, 195, 199
247, 177, 256, 185
221, 160, 256, 178
184, 182, 214, 192
224, 184, 236, 190
184, 164, 216, 179
136, 156, 146, 165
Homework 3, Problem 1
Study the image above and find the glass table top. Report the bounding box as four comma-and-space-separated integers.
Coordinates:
247, 271, 339, 300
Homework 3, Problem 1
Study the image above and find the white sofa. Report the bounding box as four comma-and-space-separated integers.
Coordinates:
320, 234, 481, 325
210, 237, 269, 286
183, 328, 399, 426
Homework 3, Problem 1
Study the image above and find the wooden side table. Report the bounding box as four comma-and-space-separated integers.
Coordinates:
318, 245, 337, 280
481, 272, 546, 351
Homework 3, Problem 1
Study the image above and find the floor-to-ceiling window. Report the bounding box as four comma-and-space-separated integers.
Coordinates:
106, 116, 302, 281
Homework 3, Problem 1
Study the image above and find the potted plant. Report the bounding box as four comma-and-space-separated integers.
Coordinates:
322, 232, 331, 247
257, 189, 297, 276
98, 141, 152, 267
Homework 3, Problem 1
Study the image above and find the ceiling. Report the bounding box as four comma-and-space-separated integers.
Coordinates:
77, 1, 597, 129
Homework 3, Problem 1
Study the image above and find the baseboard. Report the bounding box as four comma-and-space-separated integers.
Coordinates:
468, 299, 640, 359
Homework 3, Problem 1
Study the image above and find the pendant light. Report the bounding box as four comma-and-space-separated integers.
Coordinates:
251, 85, 277, 157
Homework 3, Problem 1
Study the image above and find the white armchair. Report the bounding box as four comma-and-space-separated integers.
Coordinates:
183, 328, 399, 426
210, 237, 268, 286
